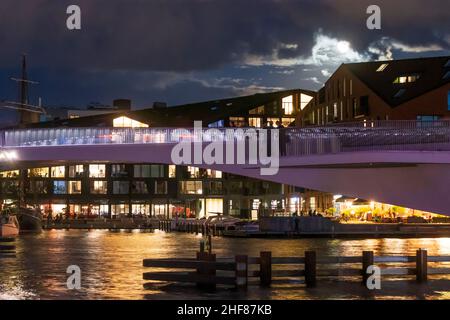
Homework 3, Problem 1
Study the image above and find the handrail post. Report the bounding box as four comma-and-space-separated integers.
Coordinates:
416, 249, 428, 283
304, 251, 317, 288
260, 251, 272, 287
235, 255, 248, 290
362, 251, 374, 285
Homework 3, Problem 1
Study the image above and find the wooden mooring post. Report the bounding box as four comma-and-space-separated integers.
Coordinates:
196, 252, 216, 291
304, 251, 317, 288
0, 237, 16, 259
260, 251, 272, 287
416, 249, 428, 283
362, 251, 374, 284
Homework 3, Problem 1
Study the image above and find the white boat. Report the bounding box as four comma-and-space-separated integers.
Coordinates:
0, 215, 19, 237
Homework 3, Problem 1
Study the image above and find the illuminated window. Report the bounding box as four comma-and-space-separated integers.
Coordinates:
206, 169, 222, 179
180, 181, 203, 195
248, 117, 262, 128
89, 164, 106, 178
187, 166, 201, 178
394, 74, 420, 84
281, 118, 295, 127
155, 181, 168, 195
53, 181, 67, 194
111, 204, 130, 216
333, 103, 338, 120
51, 166, 65, 178
113, 116, 149, 128
132, 204, 151, 216
282, 95, 294, 115
376, 63, 389, 72
0, 170, 19, 178
68, 165, 84, 178
267, 117, 280, 127
300, 93, 313, 110
29, 167, 49, 178
68, 181, 82, 194
169, 165, 176, 178
229, 117, 246, 127
90, 180, 107, 194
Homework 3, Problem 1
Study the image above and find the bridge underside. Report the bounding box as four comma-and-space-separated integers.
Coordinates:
2, 144, 450, 215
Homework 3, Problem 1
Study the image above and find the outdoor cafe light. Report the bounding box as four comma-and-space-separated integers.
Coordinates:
0, 150, 18, 161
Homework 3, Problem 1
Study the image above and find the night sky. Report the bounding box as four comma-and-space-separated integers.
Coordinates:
0, 0, 449, 126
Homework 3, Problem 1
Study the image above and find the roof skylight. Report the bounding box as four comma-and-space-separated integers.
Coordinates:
376, 63, 389, 72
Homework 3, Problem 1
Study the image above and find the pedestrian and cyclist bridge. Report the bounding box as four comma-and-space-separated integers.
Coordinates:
0, 121, 449, 215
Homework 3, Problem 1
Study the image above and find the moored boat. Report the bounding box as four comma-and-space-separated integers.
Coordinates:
0, 215, 19, 237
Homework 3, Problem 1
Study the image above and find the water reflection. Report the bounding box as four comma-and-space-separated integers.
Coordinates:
1, 230, 450, 300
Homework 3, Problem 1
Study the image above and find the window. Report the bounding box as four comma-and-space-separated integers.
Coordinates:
68, 181, 82, 194
155, 181, 168, 195
417, 115, 440, 122
187, 166, 201, 178
394, 89, 406, 98
132, 204, 151, 216
29, 167, 49, 178
0, 170, 19, 178
113, 181, 129, 194
206, 169, 222, 179
350, 79, 353, 95
53, 181, 67, 194
111, 164, 128, 178
90, 181, 107, 194
229, 117, 246, 127
134, 165, 165, 178
51, 166, 65, 178
281, 117, 295, 127
68, 165, 84, 178
132, 181, 149, 194
300, 93, 313, 110
393, 74, 420, 84
445, 59, 450, 68
248, 117, 262, 128
444, 71, 450, 80
249, 106, 265, 115
333, 103, 338, 120
168, 165, 176, 178
89, 164, 106, 178
376, 63, 389, 72
2, 181, 19, 193
113, 116, 149, 128
208, 120, 224, 128
208, 181, 223, 195
111, 204, 130, 216
448, 91, 450, 111
180, 181, 203, 195
30, 181, 48, 194
282, 95, 294, 115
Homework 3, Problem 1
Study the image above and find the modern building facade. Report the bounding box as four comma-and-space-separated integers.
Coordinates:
1, 89, 333, 220
298, 56, 450, 126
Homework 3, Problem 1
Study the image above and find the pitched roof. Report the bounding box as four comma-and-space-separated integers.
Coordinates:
16, 89, 315, 128
344, 55, 450, 107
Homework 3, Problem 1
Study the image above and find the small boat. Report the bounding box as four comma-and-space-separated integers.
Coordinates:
16, 207, 42, 233
0, 215, 19, 237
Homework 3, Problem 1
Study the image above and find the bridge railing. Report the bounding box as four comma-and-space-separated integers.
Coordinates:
1, 120, 450, 156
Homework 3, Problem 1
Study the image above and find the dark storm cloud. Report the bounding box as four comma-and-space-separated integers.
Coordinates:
0, 0, 449, 124
0, 0, 447, 72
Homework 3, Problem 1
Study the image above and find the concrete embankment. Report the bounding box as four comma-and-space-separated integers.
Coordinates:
43, 218, 160, 230
247, 217, 450, 238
